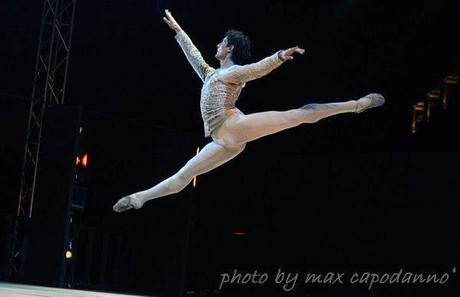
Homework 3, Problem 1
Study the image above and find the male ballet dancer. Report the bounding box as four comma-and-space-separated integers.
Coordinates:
113, 9, 384, 212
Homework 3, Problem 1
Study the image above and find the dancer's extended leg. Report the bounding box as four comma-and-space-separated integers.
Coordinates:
215, 93, 384, 146
113, 141, 245, 212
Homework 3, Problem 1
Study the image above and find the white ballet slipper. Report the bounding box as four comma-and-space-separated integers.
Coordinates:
113, 194, 143, 213
355, 93, 385, 113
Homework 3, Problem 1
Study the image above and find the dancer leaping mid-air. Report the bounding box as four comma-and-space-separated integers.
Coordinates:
113, 9, 385, 212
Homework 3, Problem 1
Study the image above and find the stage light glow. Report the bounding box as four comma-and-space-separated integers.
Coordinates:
442, 75, 458, 110
65, 250, 72, 259
81, 153, 88, 167
426, 89, 441, 122
76, 154, 88, 167
411, 101, 425, 134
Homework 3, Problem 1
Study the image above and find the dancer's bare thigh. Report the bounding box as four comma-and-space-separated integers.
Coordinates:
212, 109, 247, 148
185, 140, 245, 178
213, 108, 302, 147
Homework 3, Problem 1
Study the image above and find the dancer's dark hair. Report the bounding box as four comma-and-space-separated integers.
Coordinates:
225, 29, 251, 65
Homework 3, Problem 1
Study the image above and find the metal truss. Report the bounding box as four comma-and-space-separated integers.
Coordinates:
9, 0, 77, 280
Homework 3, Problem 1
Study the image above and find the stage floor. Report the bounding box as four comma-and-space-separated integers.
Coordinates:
0, 282, 153, 297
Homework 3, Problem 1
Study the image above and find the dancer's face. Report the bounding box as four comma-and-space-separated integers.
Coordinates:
215, 37, 233, 61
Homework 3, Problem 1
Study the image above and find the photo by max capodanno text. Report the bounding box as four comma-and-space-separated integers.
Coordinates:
219, 267, 457, 291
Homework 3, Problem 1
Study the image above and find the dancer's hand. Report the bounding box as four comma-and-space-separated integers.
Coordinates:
163, 9, 182, 32
280, 46, 305, 61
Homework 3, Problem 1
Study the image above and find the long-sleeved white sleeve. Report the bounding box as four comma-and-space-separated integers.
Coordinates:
175, 30, 215, 82
220, 52, 284, 84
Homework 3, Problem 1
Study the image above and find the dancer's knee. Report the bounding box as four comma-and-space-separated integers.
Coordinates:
302, 103, 321, 110
297, 107, 321, 123
164, 172, 191, 194
285, 109, 306, 126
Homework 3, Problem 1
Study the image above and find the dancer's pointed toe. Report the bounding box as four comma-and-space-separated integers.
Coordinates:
113, 194, 142, 213
355, 93, 385, 113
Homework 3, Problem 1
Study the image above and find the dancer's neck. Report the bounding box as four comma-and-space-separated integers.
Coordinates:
219, 56, 235, 69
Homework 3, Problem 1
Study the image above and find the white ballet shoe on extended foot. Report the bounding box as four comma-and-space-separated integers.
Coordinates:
113, 194, 143, 213
355, 93, 385, 113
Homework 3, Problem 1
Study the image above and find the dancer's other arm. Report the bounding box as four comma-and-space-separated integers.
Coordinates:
220, 46, 305, 84
163, 9, 214, 82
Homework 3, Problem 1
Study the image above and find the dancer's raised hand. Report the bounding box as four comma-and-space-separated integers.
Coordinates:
280, 46, 305, 61
162, 9, 182, 32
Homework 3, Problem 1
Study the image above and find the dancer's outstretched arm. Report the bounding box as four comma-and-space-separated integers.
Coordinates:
163, 9, 215, 82
220, 46, 305, 84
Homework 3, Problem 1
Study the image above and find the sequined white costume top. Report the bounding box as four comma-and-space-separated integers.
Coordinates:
175, 30, 284, 137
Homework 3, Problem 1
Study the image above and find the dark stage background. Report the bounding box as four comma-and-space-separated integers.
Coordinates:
1, 0, 460, 296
